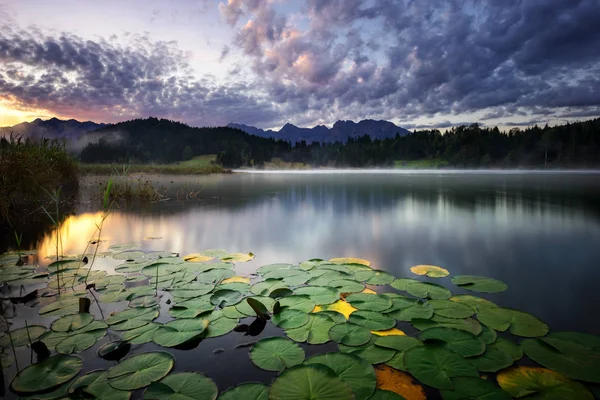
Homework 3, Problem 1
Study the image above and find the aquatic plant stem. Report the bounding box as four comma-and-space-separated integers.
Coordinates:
24, 321, 32, 364
8, 330, 19, 372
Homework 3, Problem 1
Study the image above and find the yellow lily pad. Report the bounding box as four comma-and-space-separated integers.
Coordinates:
410, 265, 449, 278
497, 366, 593, 399
371, 328, 406, 337
374, 364, 427, 400
329, 257, 371, 267
221, 276, 251, 284
313, 300, 357, 319
183, 253, 214, 263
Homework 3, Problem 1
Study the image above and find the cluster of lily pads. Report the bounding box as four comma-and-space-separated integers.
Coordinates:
1, 247, 600, 399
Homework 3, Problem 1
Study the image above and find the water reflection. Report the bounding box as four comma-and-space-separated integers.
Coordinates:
32, 172, 600, 334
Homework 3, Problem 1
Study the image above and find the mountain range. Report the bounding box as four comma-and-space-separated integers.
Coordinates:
227, 119, 410, 143
0, 117, 410, 149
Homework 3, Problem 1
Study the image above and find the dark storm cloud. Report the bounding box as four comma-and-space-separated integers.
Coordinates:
221, 0, 600, 125
0, 26, 278, 126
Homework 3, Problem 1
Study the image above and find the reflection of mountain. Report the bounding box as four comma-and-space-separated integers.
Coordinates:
227, 119, 410, 143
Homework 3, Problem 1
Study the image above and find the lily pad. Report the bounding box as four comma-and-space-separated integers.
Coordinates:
348, 310, 396, 331
451, 275, 508, 293
410, 264, 449, 278
11, 354, 83, 394
429, 300, 475, 319
107, 352, 174, 390
250, 337, 305, 371
98, 341, 131, 361
341, 340, 396, 365
202, 310, 239, 338
413, 315, 483, 335
521, 335, 600, 383
144, 372, 218, 400
279, 295, 316, 312
440, 377, 512, 400
269, 364, 354, 400
405, 281, 452, 300
210, 289, 243, 307
346, 293, 393, 312
469, 346, 515, 373
386, 299, 434, 322
271, 308, 310, 329
365, 270, 395, 285
218, 383, 268, 400
304, 352, 377, 399
0, 325, 46, 347
221, 252, 254, 263
56, 332, 98, 354
329, 257, 371, 266
153, 318, 209, 347
420, 327, 486, 357
169, 297, 214, 318
404, 345, 479, 389
285, 313, 336, 344
497, 366, 593, 399
313, 299, 357, 319
368, 389, 406, 399
122, 323, 161, 345
294, 286, 339, 305
129, 296, 159, 308
51, 314, 94, 332
477, 307, 548, 337
69, 370, 131, 400
373, 364, 427, 400
236, 296, 275, 316
329, 323, 372, 346
328, 279, 365, 294
251, 279, 289, 296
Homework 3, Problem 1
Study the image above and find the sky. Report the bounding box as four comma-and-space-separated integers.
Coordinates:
0, 0, 599, 130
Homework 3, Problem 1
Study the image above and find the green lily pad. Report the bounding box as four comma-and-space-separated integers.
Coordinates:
386, 299, 434, 321
365, 270, 395, 285
348, 311, 396, 331
250, 337, 305, 371
346, 293, 393, 312
218, 383, 268, 400
257, 263, 294, 275
493, 337, 523, 361
470, 346, 515, 373
479, 326, 498, 345
278, 295, 316, 312
169, 297, 214, 318
0, 325, 46, 347
39, 297, 80, 316
144, 372, 218, 400
129, 296, 159, 308
341, 340, 396, 365
285, 313, 336, 344
549, 332, 600, 350
197, 269, 235, 284
375, 335, 423, 352
69, 370, 131, 400
51, 314, 94, 332
477, 307, 548, 337
107, 307, 158, 326
201, 310, 239, 338
246, 297, 271, 320
235, 296, 275, 316
56, 332, 98, 354
497, 366, 594, 399
413, 315, 483, 335
98, 341, 131, 361
390, 278, 421, 291
429, 300, 475, 319
251, 279, 289, 296
11, 354, 83, 394
420, 327, 486, 357
153, 318, 209, 347
269, 364, 354, 400
170, 283, 214, 298
404, 345, 479, 389
329, 323, 372, 346
304, 352, 377, 399
122, 323, 161, 345
210, 289, 243, 307
521, 335, 600, 383
328, 279, 365, 293
294, 286, 339, 305
271, 308, 310, 329
405, 281, 452, 300
450, 275, 508, 293
440, 377, 512, 400
107, 352, 174, 390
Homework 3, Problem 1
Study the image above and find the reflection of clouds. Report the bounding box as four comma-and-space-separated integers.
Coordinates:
37, 174, 600, 332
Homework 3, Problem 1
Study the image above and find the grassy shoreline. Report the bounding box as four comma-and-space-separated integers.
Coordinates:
79, 155, 229, 175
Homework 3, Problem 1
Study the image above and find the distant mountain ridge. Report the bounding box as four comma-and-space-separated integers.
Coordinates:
227, 119, 410, 143
0, 117, 105, 141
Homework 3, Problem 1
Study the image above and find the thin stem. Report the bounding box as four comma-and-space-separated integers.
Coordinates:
24, 321, 32, 364
8, 330, 19, 372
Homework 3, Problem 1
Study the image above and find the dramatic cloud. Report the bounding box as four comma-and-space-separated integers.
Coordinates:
1, 0, 600, 128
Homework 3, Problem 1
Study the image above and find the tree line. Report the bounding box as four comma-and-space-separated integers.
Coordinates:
79, 117, 600, 168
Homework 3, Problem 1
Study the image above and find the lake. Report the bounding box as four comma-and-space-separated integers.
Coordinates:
3, 170, 600, 398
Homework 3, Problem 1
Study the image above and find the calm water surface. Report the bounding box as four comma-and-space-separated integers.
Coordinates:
5, 171, 600, 397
